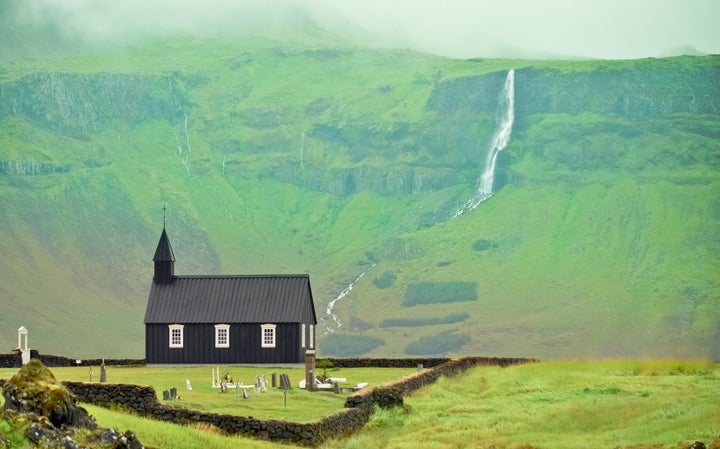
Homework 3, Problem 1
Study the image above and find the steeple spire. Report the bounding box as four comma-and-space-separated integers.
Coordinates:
153, 208, 175, 284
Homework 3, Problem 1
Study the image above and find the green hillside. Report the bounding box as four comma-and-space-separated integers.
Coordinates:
0, 33, 718, 359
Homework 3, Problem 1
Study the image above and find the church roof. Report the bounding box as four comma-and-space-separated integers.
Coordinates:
144, 274, 317, 324
153, 227, 175, 262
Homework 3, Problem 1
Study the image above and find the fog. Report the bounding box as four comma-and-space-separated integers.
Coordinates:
5, 0, 720, 59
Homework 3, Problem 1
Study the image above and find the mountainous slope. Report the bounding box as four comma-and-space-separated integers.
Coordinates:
0, 37, 718, 360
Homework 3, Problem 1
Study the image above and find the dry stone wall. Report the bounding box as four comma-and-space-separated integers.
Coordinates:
0, 351, 143, 368
326, 357, 451, 368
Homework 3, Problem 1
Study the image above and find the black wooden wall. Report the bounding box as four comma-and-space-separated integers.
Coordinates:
145, 322, 304, 364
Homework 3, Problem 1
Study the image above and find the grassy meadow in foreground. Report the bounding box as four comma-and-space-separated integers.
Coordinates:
326, 360, 720, 449
2, 360, 718, 448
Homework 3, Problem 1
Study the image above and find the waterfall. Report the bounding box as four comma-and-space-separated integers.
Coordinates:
299, 131, 305, 172
454, 69, 515, 217
321, 264, 375, 334
174, 110, 192, 175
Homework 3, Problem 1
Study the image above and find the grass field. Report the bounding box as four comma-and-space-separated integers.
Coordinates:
327, 359, 720, 449
2, 360, 718, 448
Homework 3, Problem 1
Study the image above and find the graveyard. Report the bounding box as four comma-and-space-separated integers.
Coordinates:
0, 363, 417, 423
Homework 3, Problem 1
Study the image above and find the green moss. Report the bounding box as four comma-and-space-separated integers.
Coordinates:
10, 359, 57, 384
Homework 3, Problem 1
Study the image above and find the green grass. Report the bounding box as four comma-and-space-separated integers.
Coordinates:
325, 360, 720, 449
3, 360, 716, 449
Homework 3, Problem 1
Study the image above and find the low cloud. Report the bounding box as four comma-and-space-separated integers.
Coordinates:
6, 0, 720, 59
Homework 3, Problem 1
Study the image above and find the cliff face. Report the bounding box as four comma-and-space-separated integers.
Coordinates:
0, 73, 188, 138
2, 58, 716, 195
428, 62, 720, 119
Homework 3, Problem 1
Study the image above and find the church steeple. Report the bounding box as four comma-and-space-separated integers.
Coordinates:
153, 212, 175, 284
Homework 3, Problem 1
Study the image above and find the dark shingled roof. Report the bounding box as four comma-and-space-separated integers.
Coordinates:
153, 228, 175, 262
144, 274, 316, 324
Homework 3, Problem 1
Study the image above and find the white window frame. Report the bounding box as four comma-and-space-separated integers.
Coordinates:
301, 323, 306, 349
169, 324, 184, 348
261, 324, 276, 348
214, 324, 230, 348
309, 324, 314, 349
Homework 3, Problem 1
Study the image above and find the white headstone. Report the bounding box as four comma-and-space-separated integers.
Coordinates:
17, 326, 30, 365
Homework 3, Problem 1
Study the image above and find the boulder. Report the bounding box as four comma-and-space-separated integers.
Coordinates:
2, 359, 97, 429
2, 360, 145, 448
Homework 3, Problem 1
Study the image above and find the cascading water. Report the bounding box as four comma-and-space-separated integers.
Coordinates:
321, 264, 374, 334
454, 69, 515, 217
174, 110, 192, 175
323, 70, 515, 332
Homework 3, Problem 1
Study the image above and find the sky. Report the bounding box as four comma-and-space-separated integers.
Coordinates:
8, 0, 720, 59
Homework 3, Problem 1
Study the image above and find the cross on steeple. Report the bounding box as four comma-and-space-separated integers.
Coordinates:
163, 204, 166, 228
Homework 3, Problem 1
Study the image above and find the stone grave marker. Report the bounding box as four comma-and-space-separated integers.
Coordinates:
100, 360, 107, 383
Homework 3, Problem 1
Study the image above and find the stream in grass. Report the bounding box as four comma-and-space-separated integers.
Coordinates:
321, 264, 374, 334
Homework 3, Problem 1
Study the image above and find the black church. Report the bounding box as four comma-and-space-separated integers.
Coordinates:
144, 227, 318, 365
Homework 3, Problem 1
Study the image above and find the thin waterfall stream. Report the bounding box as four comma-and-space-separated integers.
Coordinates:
323, 70, 515, 331
321, 264, 374, 334
454, 69, 515, 217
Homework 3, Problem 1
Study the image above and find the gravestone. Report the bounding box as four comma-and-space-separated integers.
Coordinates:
186, 379, 192, 390
242, 388, 249, 399
17, 326, 30, 365
170, 387, 177, 399
100, 360, 107, 383
162, 390, 170, 400
271, 372, 277, 388
333, 382, 340, 394
279, 373, 291, 390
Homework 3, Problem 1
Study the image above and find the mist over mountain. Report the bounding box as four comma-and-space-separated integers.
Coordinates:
659, 45, 709, 57
2, 0, 719, 60
0, 1, 719, 360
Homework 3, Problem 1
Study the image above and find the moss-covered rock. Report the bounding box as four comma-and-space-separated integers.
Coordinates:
2, 361, 146, 448
2, 359, 97, 430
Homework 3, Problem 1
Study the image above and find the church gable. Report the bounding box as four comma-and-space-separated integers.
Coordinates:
144, 226, 318, 365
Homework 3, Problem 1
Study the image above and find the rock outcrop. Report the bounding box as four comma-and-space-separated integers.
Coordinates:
2, 359, 97, 429
1, 360, 143, 449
